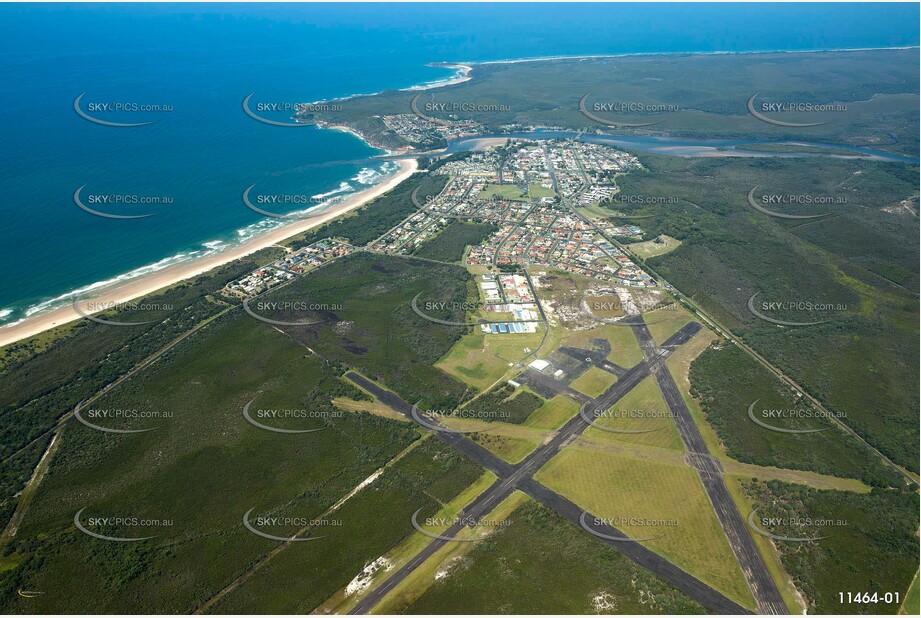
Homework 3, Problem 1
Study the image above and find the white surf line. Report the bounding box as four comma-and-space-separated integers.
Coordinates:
461, 45, 919, 67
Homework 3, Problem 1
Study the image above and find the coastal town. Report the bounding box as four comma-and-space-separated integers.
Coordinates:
224, 238, 355, 297
368, 139, 653, 284
5, 9, 915, 615
224, 138, 656, 316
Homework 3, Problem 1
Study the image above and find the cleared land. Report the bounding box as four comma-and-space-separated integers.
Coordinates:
583, 374, 683, 452
479, 184, 528, 201
629, 235, 682, 259
536, 448, 755, 609
569, 366, 618, 398
403, 501, 707, 614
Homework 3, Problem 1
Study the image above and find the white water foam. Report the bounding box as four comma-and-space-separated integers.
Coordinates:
5, 158, 404, 331
312, 182, 353, 200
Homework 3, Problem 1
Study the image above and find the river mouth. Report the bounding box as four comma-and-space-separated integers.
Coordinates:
445, 129, 918, 163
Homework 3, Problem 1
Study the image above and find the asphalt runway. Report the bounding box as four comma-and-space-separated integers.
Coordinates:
631, 321, 788, 614
342, 322, 756, 615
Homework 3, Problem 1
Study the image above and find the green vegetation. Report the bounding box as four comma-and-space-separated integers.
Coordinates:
404, 501, 706, 614
469, 431, 540, 464
479, 183, 528, 201
314, 49, 918, 155
289, 174, 448, 249
628, 235, 682, 259
210, 438, 484, 613
902, 570, 921, 615
562, 324, 645, 368
536, 448, 755, 609
734, 143, 866, 156
368, 487, 525, 613
463, 383, 544, 425
620, 154, 919, 473
584, 375, 683, 451
437, 329, 544, 391
0, 314, 428, 613
742, 480, 919, 614
524, 395, 580, 430
689, 344, 903, 487
0, 253, 278, 531
569, 366, 617, 398
414, 222, 497, 263
644, 304, 693, 347
263, 252, 471, 410
528, 182, 556, 198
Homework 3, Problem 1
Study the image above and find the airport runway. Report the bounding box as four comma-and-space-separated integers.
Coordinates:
631, 321, 788, 614
343, 321, 755, 615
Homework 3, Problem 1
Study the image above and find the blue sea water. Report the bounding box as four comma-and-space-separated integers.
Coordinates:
0, 3, 918, 326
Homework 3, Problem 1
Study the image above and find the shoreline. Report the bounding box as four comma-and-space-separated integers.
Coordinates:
0, 158, 417, 348
3, 45, 914, 349
457, 45, 919, 67
307, 62, 472, 107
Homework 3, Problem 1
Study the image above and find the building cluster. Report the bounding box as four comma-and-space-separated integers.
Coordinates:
223, 139, 654, 306
543, 141, 642, 201
595, 221, 644, 239
380, 113, 482, 148
224, 238, 354, 298
547, 231, 652, 285
479, 274, 536, 304
477, 274, 540, 335
367, 139, 654, 287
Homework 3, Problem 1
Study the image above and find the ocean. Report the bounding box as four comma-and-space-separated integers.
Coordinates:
0, 2, 918, 326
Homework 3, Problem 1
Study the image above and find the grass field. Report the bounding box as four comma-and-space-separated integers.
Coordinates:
663, 328, 725, 457
628, 235, 682, 259
560, 324, 645, 368
644, 303, 694, 347
568, 366, 618, 398
535, 448, 755, 610
468, 429, 542, 464
583, 374, 683, 451
528, 182, 557, 198
479, 183, 528, 201
524, 395, 580, 431
437, 329, 544, 391
902, 570, 921, 615
403, 500, 707, 614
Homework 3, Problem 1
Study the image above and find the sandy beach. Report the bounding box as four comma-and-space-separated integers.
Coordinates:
465, 137, 509, 151
0, 158, 417, 348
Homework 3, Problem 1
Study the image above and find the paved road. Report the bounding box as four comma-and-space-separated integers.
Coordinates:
631, 320, 788, 614
515, 368, 593, 403
557, 345, 628, 377
520, 479, 750, 615
348, 479, 516, 614
346, 372, 514, 480
343, 324, 752, 615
